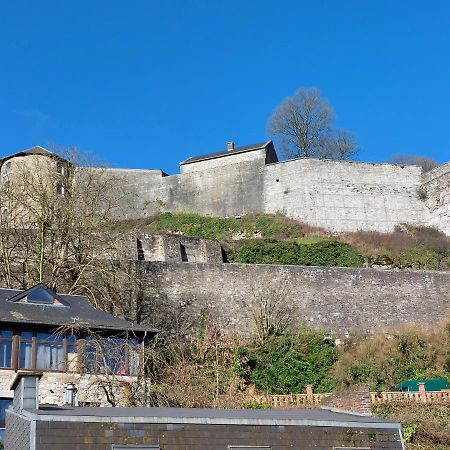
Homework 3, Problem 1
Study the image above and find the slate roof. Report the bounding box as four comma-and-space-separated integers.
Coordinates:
0, 146, 67, 166
0, 283, 156, 335
179, 141, 273, 165
29, 405, 400, 429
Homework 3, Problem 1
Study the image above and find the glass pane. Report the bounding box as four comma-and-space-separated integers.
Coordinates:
20, 342, 32, 369
0, 330, 12, 338
0, 398, 12, 422
0, 341, 12, 368
27, 287, 55, 304
21, 331, 33, 339
36, 344, 64, 370
36, 332, 63, 342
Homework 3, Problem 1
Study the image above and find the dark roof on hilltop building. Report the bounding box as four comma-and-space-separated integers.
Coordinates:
0, 146, 67, 166
180, 140, 278, 165
0, 283, 156, 335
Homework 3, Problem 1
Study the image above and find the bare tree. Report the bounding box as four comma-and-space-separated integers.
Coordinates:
0, 147, 137, 298
268, 87, 358, 160
389, 154, 439, 173
240, 280, 294, 344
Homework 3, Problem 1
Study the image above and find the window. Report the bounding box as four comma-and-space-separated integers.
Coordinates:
1, 208, 8, 224
36, 332, 65, 370
2, 161, 12, 175
0, 331, 12, 368
113, 446, 160, 450
84, 337, 140, 376
19, 331, 33, 369
27, 286, 58, 304
180, 243, 188, 262
56, 181, 65, 196
18, 330, 73, 372
0, 397, 12, 444
228, 447, 271, 449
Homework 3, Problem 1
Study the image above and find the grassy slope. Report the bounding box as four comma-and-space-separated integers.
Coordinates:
117, 212, 450, 270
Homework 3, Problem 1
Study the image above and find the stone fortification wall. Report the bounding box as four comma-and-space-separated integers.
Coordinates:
141, 261, 450, 336
109, 155, 447, 234
111, 155, 266, 218
422, 162, 450, 235
5, 147, 449, 234
263, 159, 430, 233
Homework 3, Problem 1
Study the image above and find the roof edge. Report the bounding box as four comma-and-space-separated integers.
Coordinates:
180, 141, 272, 166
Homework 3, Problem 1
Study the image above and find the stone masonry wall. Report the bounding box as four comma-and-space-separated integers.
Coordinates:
107, 154, 448, 235
141, 261, 450, 336
4, 149, 449, 234
0, 370, 134, 407
422, 162, 450, 235
264, 158, 430, 233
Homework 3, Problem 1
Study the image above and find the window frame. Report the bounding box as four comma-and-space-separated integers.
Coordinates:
0, 326, 143, 376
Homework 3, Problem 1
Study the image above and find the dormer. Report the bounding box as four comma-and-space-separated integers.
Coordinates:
8, 283, 69, 307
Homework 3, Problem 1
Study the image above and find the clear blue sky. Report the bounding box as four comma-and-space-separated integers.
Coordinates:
1, 0, 449, 173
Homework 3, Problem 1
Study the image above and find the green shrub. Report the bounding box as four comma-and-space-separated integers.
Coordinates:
234, 239, 364, 267
234, 329, 337, 394
391, 246, 443, 270
333, 326, 450, 392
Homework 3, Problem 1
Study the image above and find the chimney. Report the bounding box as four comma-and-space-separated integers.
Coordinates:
321, 384, 372, 416
65, 383, 78, 407
10, 370, 43, 413
227, 142, 235, 151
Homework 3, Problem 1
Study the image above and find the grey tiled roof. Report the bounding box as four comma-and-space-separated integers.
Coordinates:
29, 405, 400, 428
0, 284, 156, 335
180, 141, 272, 165
0, 146, 67, 165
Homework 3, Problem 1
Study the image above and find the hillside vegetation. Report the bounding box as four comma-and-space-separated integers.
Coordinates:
122, 212, 450, 270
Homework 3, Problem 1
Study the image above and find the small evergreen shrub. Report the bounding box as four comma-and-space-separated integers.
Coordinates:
234, 329, 337, 394
234, 239, 365, 267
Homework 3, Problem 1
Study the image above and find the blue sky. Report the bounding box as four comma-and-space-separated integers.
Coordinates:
1, 0, 449, 173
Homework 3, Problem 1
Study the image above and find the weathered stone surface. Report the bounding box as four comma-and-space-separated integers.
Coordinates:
3, 144, 449, 234
140, 261, 450, 336
108, 152, 449, 235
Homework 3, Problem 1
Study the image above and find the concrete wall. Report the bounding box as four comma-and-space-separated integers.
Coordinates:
140, 261, 450, 336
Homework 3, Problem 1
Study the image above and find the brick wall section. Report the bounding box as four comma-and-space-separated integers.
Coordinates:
141, 261, 450, 335
321, 384, 372, 415
34, 422, 402, 450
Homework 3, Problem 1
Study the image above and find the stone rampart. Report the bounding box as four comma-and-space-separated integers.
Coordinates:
140, 261, 450, 336
422, 162, 450, 235
110, 154, 447, 235
3, 144, 449, 234
263, 158, 429, 232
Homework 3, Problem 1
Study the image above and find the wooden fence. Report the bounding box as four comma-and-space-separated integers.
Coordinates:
254, 390, 450, 409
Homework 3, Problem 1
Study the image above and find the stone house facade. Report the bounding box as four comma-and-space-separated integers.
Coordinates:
0, 283, 157, 442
